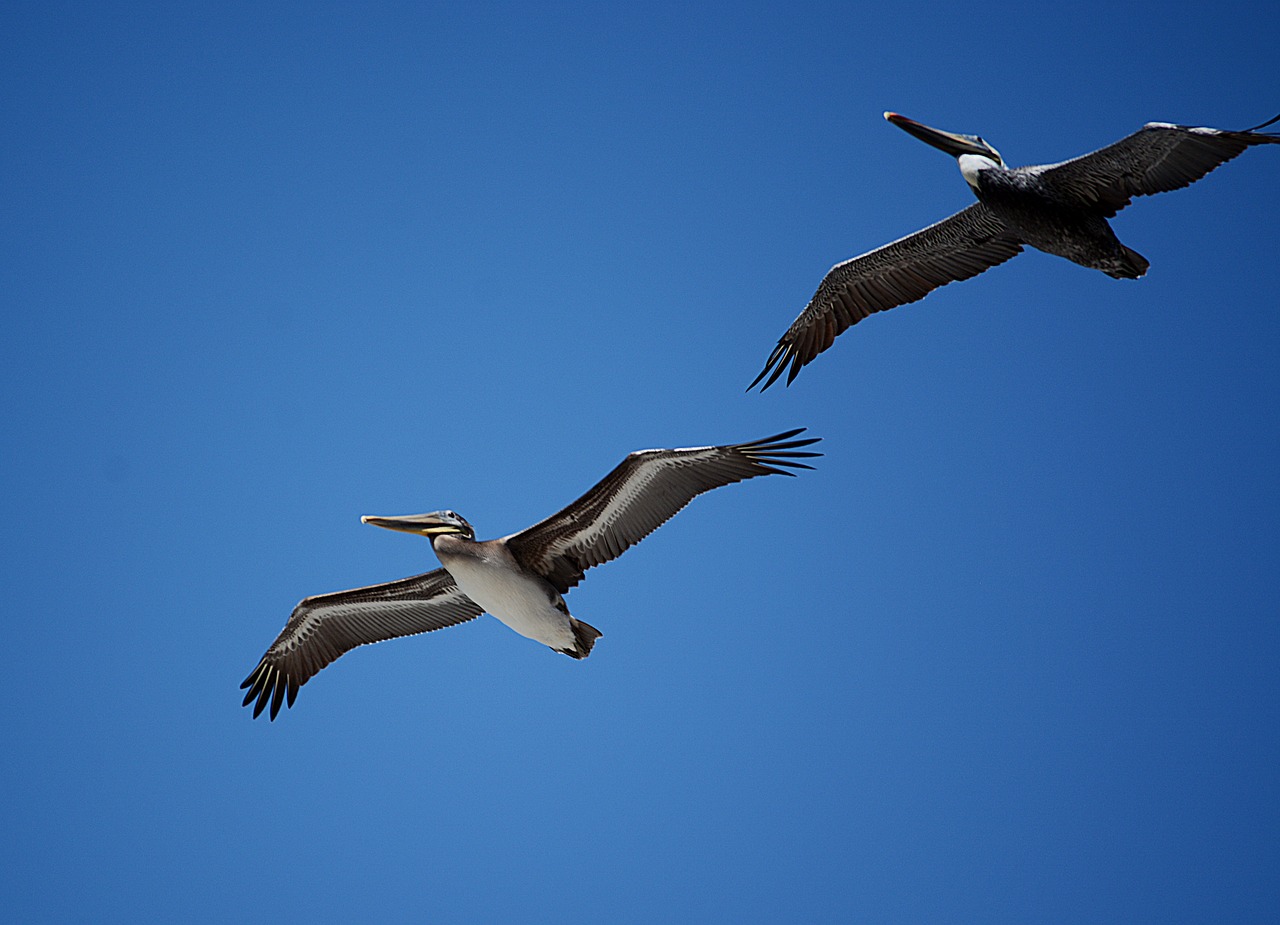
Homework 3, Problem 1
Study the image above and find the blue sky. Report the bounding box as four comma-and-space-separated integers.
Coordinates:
3, 2, 1278, 921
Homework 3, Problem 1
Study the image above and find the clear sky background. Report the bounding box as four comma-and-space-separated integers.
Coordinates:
3, 2, 1278, 922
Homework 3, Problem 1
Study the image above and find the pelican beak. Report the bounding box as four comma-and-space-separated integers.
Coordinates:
884, 112, 1002, 163
361, 512, 462, 537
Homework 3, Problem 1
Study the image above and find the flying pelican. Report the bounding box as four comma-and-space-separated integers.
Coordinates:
750, 112, 1280, 390
241, 430, 821, 719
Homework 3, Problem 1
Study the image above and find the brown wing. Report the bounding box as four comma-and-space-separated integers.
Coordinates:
240, 569, 482, 720
504, 430, 821, 594
750, 203, 1023, 390
1032, 115, 1280, 218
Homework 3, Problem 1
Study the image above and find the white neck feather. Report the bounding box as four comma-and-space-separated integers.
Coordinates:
958, 153, 999, 190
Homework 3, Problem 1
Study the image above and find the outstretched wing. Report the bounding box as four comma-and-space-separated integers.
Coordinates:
1032, 115, 1280, 217
750, 203, 1023, 390
240, 569, 483, 720
504, 430, 821, 594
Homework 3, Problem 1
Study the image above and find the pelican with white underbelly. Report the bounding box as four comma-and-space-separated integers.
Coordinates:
241, 430, 821, 719
751, 111, 1280, 389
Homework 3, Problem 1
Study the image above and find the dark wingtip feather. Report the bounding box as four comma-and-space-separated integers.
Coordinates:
785, 352, 804, 385
241, 660, 266, 706
252, 677, 272, 718
760, 456, 819, 469
749, 427, 806, 443
241, 658, 291, 720
744, 428, 822, 452
270, 675, 286, 719
1240, 113, 1280, 133
741, 429, 823, 475
768, 350, 798, 386
760, 439, 821, 452
748, 343, 791, 392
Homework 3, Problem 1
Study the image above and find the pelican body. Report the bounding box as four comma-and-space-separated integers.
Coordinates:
360, 510, 601, 658
241, 430, 821, 720
751, 111, 1280, 389
891, 112, 1151, 279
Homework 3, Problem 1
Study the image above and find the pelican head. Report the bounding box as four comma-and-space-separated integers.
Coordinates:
361, 509, 476, 541
884, 112, 1004, 166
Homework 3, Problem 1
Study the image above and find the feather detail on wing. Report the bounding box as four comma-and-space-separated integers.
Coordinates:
240, 569, 482, 720
750, 203, 1023, 390
504, 430, 821, 594
1032, 115, 1280, 218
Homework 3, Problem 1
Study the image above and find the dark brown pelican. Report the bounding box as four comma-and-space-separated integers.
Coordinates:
750, 112, 1280, 390
241, 430, 821, 719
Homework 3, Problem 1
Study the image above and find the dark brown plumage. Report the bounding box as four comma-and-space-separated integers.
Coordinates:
751, 113, 1280, 390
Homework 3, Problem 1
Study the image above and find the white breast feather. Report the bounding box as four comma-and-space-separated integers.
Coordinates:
444, 555, 575, 650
